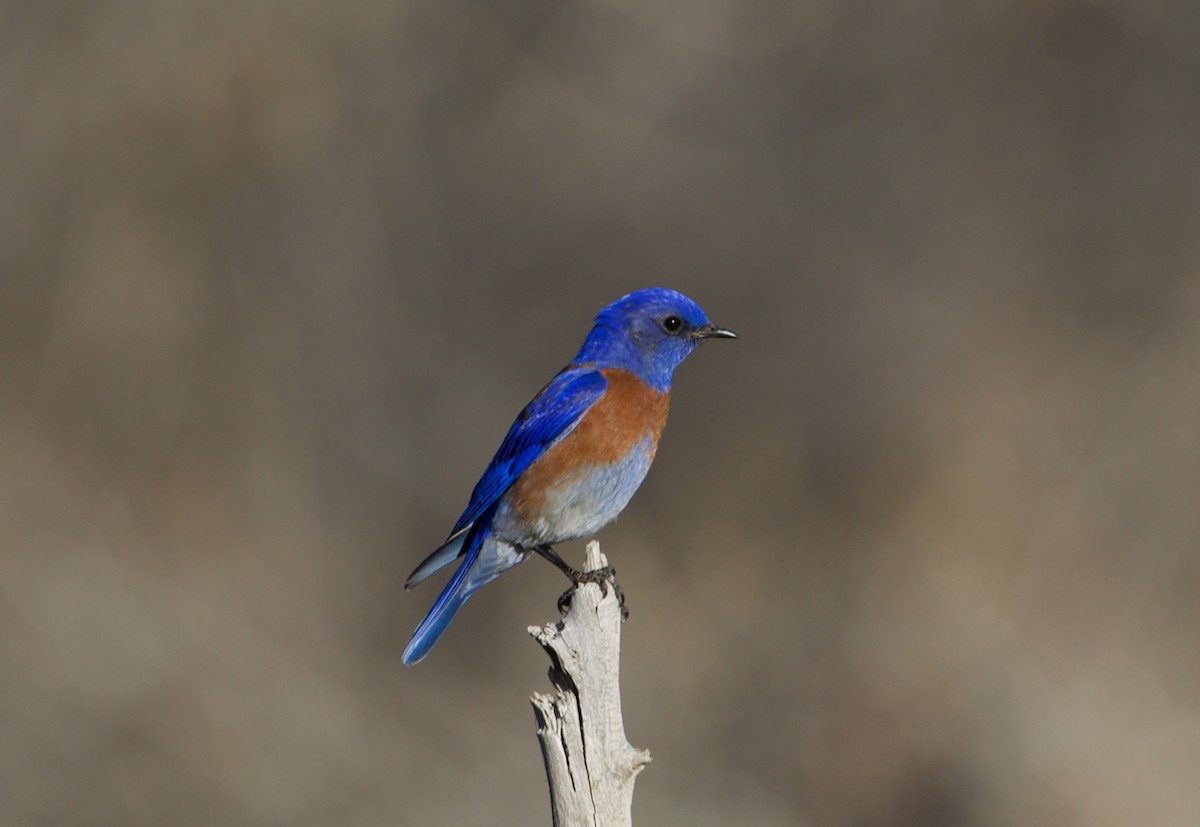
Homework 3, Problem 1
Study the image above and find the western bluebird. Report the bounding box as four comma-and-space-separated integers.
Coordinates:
402, 288, 736, 664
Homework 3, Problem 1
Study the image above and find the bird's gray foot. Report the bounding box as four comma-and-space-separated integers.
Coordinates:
554, 564, 628, 621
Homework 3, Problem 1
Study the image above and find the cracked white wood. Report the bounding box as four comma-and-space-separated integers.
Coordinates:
530, 541, 651, 827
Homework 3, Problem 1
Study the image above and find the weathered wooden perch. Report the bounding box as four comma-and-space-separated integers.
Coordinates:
529, 541, 651, 827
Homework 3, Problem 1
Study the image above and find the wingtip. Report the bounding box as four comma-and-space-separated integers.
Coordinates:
404, 527, 472, 591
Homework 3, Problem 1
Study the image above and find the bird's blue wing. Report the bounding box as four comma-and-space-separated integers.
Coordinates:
448, 367, 607, 536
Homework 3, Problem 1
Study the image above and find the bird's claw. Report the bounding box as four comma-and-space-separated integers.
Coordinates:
555, 565, 628, 621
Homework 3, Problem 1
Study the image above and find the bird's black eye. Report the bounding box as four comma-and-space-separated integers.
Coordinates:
661, 315, 684, 334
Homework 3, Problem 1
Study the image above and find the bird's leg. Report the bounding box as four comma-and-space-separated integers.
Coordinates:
533, 545, 627, 620
531, 546, 588, 613
532, 544, 584, 581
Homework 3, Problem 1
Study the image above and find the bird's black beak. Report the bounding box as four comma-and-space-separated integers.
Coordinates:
692, 323, 738, 340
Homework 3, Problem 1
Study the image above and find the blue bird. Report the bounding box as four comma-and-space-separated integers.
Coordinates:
402, 288, 736, 664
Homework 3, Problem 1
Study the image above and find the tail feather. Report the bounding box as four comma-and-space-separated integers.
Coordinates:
403, 532, 481, 665
403, 508, 528, 665
402, 586, 471, 665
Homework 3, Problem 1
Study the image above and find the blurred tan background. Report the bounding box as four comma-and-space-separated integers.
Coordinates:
3, 1, 1199, 825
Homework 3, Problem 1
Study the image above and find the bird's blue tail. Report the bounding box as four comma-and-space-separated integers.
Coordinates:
402, 539, 479, 665
403, 512, 524, 665
402, 586, 471, 665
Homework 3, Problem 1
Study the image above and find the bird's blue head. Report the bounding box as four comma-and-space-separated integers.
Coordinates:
573, 288, 737, 391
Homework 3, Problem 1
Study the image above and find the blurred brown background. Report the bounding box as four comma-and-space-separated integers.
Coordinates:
3, 1, 1199, 825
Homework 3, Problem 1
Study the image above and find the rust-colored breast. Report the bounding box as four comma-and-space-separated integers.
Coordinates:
509, 368, 670, 516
